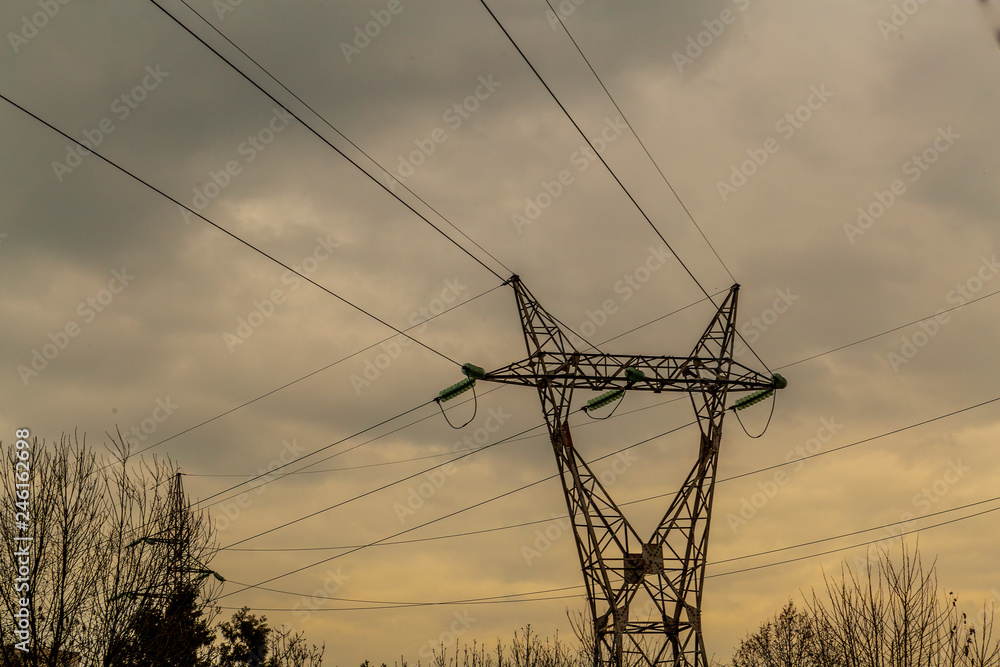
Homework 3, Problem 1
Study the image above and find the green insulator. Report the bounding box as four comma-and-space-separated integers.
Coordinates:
438, 377, 475, 402
585, 389, 625, 412
772, 374, 788, 389
625, 367, 645, 384
462, 363, 486, 380
733, 388, 774, 411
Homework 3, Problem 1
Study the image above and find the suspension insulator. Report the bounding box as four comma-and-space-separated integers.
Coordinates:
585, 389, 625, 412
733, 375, 788, 411
438, 377, 476, 402
733, 388, 774, 411
462, 363, 486, 380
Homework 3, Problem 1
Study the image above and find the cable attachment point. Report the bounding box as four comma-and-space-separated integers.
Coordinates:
436, 363, 485, 428
584, 367, 644, 419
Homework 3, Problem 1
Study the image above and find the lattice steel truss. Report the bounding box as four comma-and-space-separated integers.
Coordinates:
478, 276, 779, 667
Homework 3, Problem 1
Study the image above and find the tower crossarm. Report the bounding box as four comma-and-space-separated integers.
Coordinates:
480, 352, 775, 394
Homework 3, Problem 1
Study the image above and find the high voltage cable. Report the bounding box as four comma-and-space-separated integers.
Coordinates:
220, 393, 1000, 554
217, 421, 549, 550
146, 0, 506, 282
198, 384, 511, 511
204, 300, 1000, 545
222, 492, 1000, 554
193, 280, 993, 484
477, 0, 710, 300
184, 289, 719, 480
226, 582, 582, 609
708, 503, 1000, 579
0, 92, 462, 374
711, 493, 1000, 566
135, 283, 504, 462
198, 290, 1000, 548
187, 390, 677, 480
542, 0, 735, 284
221, 592, 583, 612
216, 495, 1000, 611
475, 1, 772, 375
193, 398, 450, 508
219, 421, 1000, 604
173, 0, 513, 279
216, 419, 695, 600
775, 285, 1000, 370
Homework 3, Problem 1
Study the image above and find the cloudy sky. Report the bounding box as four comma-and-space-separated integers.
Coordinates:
3, 0, 1000, 663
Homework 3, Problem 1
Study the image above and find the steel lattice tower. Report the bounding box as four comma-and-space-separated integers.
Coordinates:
451, 276, 782, 667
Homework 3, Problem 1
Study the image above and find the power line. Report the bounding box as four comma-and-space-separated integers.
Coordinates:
219, 392, 1000, 554
476, 1, 710, 300
202, 289, 1000, 545
216, 419, 696, 599
172, 0, 513, 279
776, 285, 1000, 370
708, 502, 1000, 579
218, 494, 1000, 611
542, 0, 735, 284
226, 582, 582, 609
197, 384, 511, 511
217, 421, 549, 550
146, 0, 507, 283
133, 283, 504, 461
194, 279, 988, 484
0, 92, 462, 373
475, 1, 773, 376
712, 493, 1000, 566
193, 399, 445, 508
189, 291, 722, 509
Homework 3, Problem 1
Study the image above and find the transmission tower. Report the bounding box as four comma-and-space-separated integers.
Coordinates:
438, 276, 784, 667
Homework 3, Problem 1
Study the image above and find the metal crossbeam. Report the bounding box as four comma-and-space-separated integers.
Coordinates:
467, 276, 782, 667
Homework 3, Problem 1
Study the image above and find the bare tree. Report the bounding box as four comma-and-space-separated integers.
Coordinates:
0, 431, 218, 666
805, 542, 999, 667
730, 600, 840, 667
